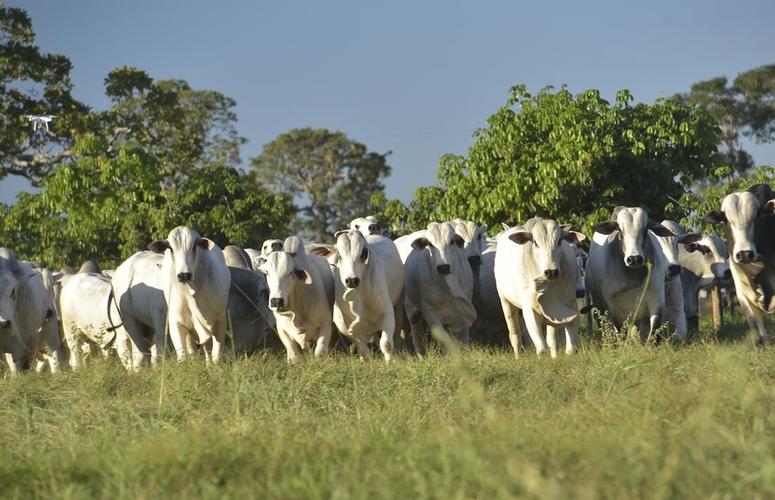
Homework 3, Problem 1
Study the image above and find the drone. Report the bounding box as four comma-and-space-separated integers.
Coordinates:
24, 115, 56, 133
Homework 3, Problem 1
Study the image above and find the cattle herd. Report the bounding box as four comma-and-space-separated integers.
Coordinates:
2, 184, 775, 375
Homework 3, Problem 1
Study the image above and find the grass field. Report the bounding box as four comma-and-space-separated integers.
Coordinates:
1, 318, 775, 499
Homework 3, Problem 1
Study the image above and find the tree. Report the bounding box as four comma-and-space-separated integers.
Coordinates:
0, 135, 293, 269
250, 128, 391, 241
415, 85, 719, 234
677, 64, 775, 173
101, 66, 246, 188
0, 3, 91, 184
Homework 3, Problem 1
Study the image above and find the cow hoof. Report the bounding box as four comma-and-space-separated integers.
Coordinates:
755, 336, 766, 349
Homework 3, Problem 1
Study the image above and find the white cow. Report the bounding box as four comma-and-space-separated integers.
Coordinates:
111, 251, 168, 367
59, 272, 132, 369
148, 226, 231, 363
0, 249, 64, 373
399, 222, 476, 355
495, 218, 585, 358
310, 230, 403, 361
349, 216, 382, 238
648, 221, 701, 340
585, 207, 676, 340
257, 236, 334, 363
704, 185, 775, 345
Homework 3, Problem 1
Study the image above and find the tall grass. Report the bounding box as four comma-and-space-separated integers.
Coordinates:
1, 319, 775, 499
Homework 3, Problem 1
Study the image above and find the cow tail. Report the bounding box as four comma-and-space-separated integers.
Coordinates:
104, 286, 124, 351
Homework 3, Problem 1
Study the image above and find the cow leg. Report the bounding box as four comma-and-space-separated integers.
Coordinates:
278, 329, 302, 364
545, 325, 559, 359
409, 310, 427, 358
522, 308, 548, 356
500, 298, 522, 358
378, 309, 396, 363
4, 353, 19, 375
168, 322, 190, 361
564, 318, 579, 355
114, 331, 133, 370
352, 335, 373, 361
122, 317, 151, 368
63, 323, 81, 370
742, 303, 767, 346
151, 315, 168, 365
41, 318, 64, 373
314, 323, 332, 358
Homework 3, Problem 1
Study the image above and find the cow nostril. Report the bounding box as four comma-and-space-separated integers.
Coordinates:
724, 269, 732, 279
177, 272, 192, 283
736, 251, 754, 263
436, 264, 451, 275
345, 277, 360, 288
625, 255, 644, 267
368, 224, 379, 234
668, 265, 681, 277
269, 297, 285, 308
544, 269, 559, 280
467, 255, 482, 267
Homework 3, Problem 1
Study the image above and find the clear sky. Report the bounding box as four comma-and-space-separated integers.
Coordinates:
4, 0, 775, 204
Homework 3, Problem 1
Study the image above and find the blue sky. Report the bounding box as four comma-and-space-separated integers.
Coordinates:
4, 0, 775, 204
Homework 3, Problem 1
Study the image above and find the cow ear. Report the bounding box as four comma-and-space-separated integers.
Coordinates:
563, 231, 586, 243
148, 240, 171, 254
453, 235, 465, 248
253, 257, 267, 272
501, 223, 511, 231
703, 210, 727, 224
309, 245, 336, 258
678, 233, 702, 245
51, 272, 64, 283
294, 268, 313, 284
648, 222, 675, 238
764, 200, 775, 215
334, 230, 350, 240
360, 247, 370, 262
197, 238, 215, 251
411, 237, 432, 250
508, 231, 532, 245
593, 221, 619, 235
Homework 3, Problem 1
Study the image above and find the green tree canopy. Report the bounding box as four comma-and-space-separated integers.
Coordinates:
410, 85, 719, 234
677, 64, 775, 173
250, 128, 391, 241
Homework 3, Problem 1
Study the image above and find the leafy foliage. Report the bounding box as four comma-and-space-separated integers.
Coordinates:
0, 135, 292, 269
412, 85, 719, 234
677, 64, 775, 173
250, 128, 391, 241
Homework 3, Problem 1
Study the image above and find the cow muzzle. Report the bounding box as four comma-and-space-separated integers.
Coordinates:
344, 277, 360, 289
269, 297, 285, 310
177, 272, 192, 283
543, 268, 559, 280
368, 224, 380, 235
436, 264, 451, 275
735, 250, 755, 264
625, 255, 644, 267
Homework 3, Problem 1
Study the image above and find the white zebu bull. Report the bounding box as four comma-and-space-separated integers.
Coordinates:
648, 221, 701, 340
585, 207, 676, 339
397, 222, 476, 355
660, 220, 727, 334
257, 236, 334, 363
148, 226, 231, 363
704, 185, 775, 345
59, 272, 132, 370
349, 216, 382, 238
310, 230, 403, 361
111, 251, 168, 367
0, 249, 64, 373
494, 218, 585, 358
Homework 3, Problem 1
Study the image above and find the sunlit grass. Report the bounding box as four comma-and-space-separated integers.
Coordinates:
1, 316, 775, 499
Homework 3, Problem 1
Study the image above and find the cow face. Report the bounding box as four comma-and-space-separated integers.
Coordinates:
261, 239, 283, 256
594, 207, 674, 268
349, 216, 381, 238
704, 192, 759, 264
148, 226, 216, 285
334, 230, 371, 289
411, 222, 465, 276
451, 219, 488, 270
685, 234, 731, 280
257, 251, 312, 311
651, 227, 701, 280
507, 219, 585, 281
0, 257, 37, 346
